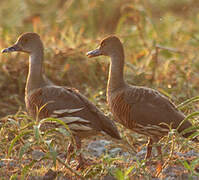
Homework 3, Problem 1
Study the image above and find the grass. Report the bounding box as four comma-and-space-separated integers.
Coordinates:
0, 0, 199, 179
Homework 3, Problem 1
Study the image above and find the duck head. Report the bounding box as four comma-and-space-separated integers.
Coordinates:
86, 35, 124, 58
2, 32, 43, 54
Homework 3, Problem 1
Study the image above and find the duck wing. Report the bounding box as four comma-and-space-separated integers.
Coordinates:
26, 85, 121, 139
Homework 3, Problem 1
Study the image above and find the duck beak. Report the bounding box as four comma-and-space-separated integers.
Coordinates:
1, 44, 20, 53
86, 48, 102, 58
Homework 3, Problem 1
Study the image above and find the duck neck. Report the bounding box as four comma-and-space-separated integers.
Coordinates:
107, 52, 125, 95
25, 48, 45, 95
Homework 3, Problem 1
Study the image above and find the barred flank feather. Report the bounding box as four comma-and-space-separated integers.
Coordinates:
25, 88, 50, 119
109, 92, 133, 128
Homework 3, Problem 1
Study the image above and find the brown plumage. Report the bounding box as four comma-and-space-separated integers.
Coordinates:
1, 33, 121, 168
87, 35, 197, 160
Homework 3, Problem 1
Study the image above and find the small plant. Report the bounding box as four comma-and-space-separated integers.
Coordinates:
5, 109, 84, 179
180, 159, 199, 178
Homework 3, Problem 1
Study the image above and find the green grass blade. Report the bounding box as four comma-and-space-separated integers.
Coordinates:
114, 168, 125, 180
177, 111, 199, 132
33, 125, 40, 143
177, 96, 199, 109
19, 142, 31, 160
39, 117, 71, 135
49, 144, 58, 167
124, 165, 134, 177
8, 129, 33, 157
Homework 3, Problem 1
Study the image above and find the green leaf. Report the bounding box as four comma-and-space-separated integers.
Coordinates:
50, 146, 58, 167
185, 111, 199, 119
57, 127, 71, 137
114, 168, 125, 180
190, 158, 199, 169
39, 117, 71, 135
180, 126, 199, 137
45, 139, 57, 166
177, 96, 199, 109
124, 165, 134, 177
177, 111, 199, 132
182, 160, 191, 171
9, 173, 18, 180
8, 129, 33, 157
19, 142, 31, 160
33, 125, 40, 143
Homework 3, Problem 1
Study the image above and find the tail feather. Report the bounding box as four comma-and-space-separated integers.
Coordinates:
72, 90, 121, 140
98, 113, 121, 140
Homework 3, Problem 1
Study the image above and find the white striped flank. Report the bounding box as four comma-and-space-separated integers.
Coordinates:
144, 125, 168, 132
51, 114, 58, 118
53, 107, 84, 115
134, 124, 169, 137
68, 124, 92, 131
59, 116, 90, 124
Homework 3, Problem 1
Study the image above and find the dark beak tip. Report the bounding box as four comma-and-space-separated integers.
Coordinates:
1, 48, 9, 53
86, 49, 101, 58
1, 49, 6, 53
1, 46, 17, 53
86, 52, 90, 56
86, 51, 93, 58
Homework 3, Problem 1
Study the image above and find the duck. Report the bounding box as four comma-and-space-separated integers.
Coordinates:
1, 32, 121, 168
86, 35, 197, 160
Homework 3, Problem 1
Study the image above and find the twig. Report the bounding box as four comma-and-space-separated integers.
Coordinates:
156, 45, 184, 54
156, 134, 175, 177
57, 156, 85, 179
150, 46, 159, 83
151, 44, 184, 84
136, 22, 149, 49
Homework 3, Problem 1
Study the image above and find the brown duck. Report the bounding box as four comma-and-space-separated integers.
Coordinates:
1, 33, 121, 168
87, 35, 197, 160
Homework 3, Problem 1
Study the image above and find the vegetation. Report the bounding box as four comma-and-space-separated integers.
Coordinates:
0, 0, 199, 179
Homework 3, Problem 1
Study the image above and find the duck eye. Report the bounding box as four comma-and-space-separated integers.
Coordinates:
22, 38, 28, 45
